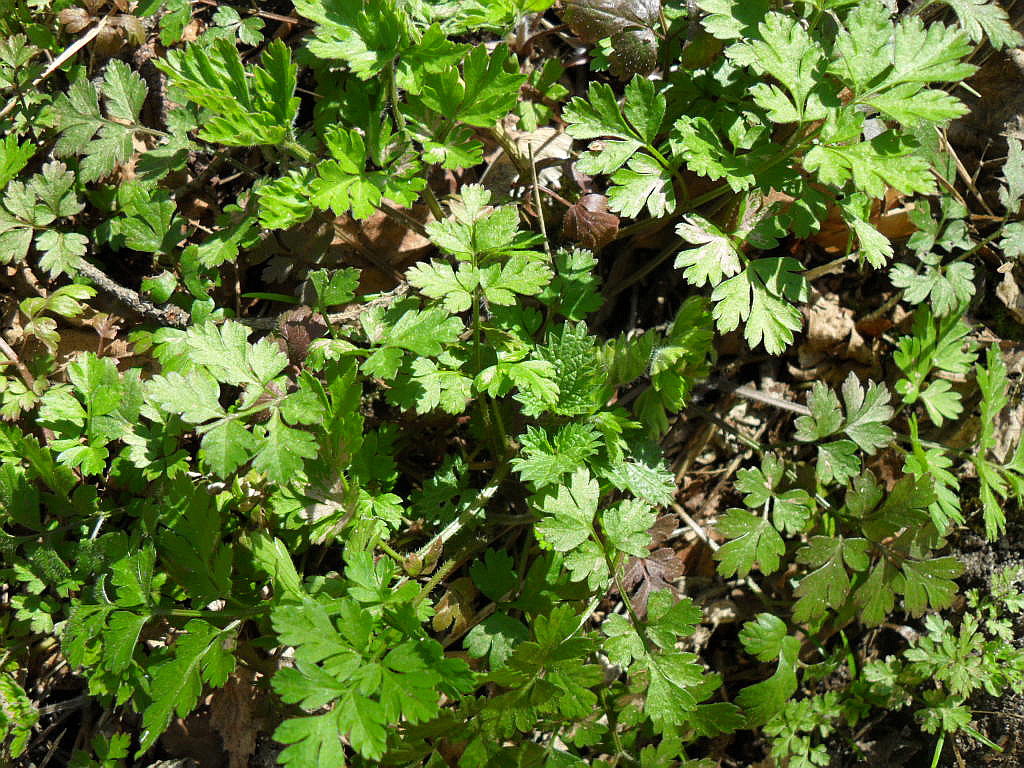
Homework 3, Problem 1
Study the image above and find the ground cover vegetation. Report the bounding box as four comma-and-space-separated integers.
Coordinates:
2, 0, 1024, 765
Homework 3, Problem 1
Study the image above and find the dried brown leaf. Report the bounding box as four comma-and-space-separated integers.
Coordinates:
562, 194, 619, 250
58, 7, 92, 34
432, 577, 476, 635
209, 672, 262, 768
277, 306, 327, 366
620, 548, 683, 618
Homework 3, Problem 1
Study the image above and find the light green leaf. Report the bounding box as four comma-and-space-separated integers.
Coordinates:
710, 258, 808, 354
200, 419, 259, 478
406, 260, 474, 313
145, 371, 224, 423
252, 413, 318, 486
603, 499, 655, 557
674, 215, 743, 287
805, 131, 936, 197
608, 153, 675, 218
727, 11, 829, 120
735, 635, 799, 726
941, 0, 1023, 48
714, 507, 784, 578
138, 620, 234, 754
35, 230, 87, 278
536, 468, 600, 552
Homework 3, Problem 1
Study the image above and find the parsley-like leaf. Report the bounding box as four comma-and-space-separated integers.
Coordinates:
715, 507, 785, 578
52, 61, 148, 183
156, 38, 299, 146
536, 468, 600, 552
710, 257, 808, 354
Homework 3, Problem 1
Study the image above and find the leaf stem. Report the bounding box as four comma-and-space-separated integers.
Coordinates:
377, 538, 405, 564
423, 185, 445, 222
0, 335, 36, 391
384, 59, 407, 132
413, 557, 458, 607
646, 143, 689, 202
283, 138, 314, 163
151, 606, 265, 620
595, 524, 652, 655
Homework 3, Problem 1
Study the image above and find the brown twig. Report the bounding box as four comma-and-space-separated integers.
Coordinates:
0, 334, 35, 389
709, 379, 812, 417
76, 251, 409, 332
671, 501, 719, 552
377, 201, 430, 239
75, 259, 191, 328
0, 14, 112, 123
936, 126, 996, 216
237, 284, 410, 330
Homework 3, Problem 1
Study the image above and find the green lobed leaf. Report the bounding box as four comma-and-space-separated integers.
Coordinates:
603, 499, 656, 557
536, 468, 600, 552
138, 620, 235, 755
714, 507, 785, 578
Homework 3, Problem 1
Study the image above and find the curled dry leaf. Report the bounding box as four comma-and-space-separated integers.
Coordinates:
209, 671, 264, 768
618, 514, 684, 618
484, 125, 572, 202
562, 193, 619, 250
59, 7, 145, 56
996, 262, 1024, 325
989, 348, 1024, 463
278, 306, 328, 366
432, 576, 477, 635
58, 7, 92, 34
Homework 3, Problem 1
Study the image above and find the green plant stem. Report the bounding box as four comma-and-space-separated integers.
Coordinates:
930, 732, 945, 768
950, 227, 1006, 264
283, 138, 314, 163
151, 606, 265, 620
414, 557, 458, 607
488, 396, 513, 459
528, 143, 553, 258
605, 192, 735, 299
423, 185, 444, 221
599, 687, 637, 767
595, 528, 652, 655
604, 235, 684, 299
404, 462, 511, 570
384, 59, 407, 132
646, 143, 689, 202
377, 538, 405, 564
472, 290, 482, 375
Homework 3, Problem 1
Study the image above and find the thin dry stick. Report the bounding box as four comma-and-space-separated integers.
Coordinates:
378, 201, 429, 238
0, 335, 36, 390
711, 380, 812, 417
529, 143, 552, 258
239, 284, 410, 330
804, 252, 854, 282
673, 420, 716, 483
671, 502, 719, 552
76, 255, 409, 332
75, 260, 190, 327
0, 15, 111, 122
936, 126, 996, 216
